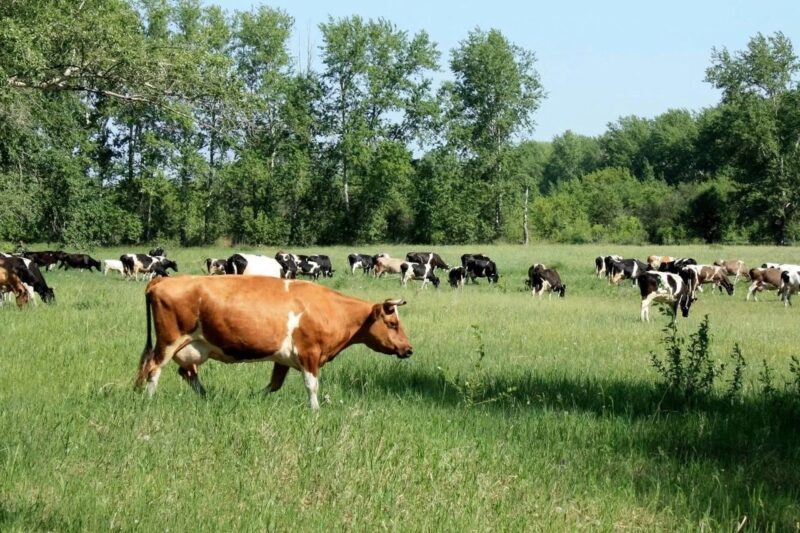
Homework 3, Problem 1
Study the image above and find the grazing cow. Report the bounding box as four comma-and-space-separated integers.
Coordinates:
637, 270, 697, 322
0, 258, 30, 308
296, 258, 323, 280
205, 258, 228, 275
684, 264, 734, 296
405, 252, 449, 271
465, 258, 499, 284
274, 252, 299, 279
658, 257, 697, 274
528, 264, 566, 298
608, 258, 648, 285
647, 255, 675, 270
746, 267, 783, 301
780, 269, 800, 307
59, 253, 101, 272
448, 267, 466, 288
121, 254, 178, 280
225, 253, 282, 277
400, 262, 440, 289
23, 251, 66, 271
348, 253, 375, 275
461, 254, 491, 268
0, 254, 55, 304
135, 276, 413, 410
595, 254, 623, 278
103, 259, 126, 277
714, 259, 749, 283
373, 255, 405, 278
309, 255, 334, 278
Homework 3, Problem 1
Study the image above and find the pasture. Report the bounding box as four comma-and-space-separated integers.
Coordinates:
1, 244, 799, 530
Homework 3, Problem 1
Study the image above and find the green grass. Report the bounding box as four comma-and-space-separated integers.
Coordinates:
1, 244, 799, 531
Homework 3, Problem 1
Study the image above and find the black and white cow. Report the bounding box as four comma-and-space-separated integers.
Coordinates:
0, 253, 55, 304
400, 262, 440, 289
59, 253, 102, 272
406, 252, 449, 271
275, 252, 299, 279
347, 253, 375, 274
637, 269, 697, 322
120, 254, 178, 280
149, 247, 165, 257
225, 253, 282, 277
205, 258, 228, 275
448, 266, 466, 288
608, 258, 648, 285
528, 264, 566, 298
309, 255, 334, 278
779, 268, 800, 307
465, 258, 499, 284
296, 258, 323, 280
658, 257, 697, 274
595, 254, 623, 278
461, 253, 491, 268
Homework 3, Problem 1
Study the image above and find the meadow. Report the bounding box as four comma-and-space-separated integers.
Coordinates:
1, 243, 799, 531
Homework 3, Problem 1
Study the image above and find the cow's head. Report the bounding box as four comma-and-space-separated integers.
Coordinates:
430, 274, 440, 288
162, 259, 178, 272
363, 299, 413, 358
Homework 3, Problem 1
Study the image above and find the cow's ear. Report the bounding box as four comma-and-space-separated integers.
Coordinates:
383, 299, 406, 314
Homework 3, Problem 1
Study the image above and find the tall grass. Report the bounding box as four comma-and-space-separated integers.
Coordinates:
1, 244, 799, 530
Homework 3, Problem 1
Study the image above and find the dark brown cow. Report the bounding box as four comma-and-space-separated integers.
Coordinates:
135, 276, 413, 410
0, 258, 30, 308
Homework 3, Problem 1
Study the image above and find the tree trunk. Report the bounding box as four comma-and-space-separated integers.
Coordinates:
523, 185, 530, 245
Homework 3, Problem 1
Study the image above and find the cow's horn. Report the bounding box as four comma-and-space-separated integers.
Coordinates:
384, 298, 406, 306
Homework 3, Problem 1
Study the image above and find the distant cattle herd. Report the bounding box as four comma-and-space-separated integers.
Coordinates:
2, 248, 800, 321
4, 246, 800, 409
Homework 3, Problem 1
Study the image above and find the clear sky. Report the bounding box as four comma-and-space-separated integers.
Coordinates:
210, 0, 800, 141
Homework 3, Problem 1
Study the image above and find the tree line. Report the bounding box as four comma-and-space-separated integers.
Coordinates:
1, 1, 798, 247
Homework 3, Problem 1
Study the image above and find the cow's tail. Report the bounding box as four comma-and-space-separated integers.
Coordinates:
135, 291, 156, 390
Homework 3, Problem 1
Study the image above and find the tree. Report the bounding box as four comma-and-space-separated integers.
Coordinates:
542, 131, 601, 190
705, 32, 800, 244
445, 28, 544, 238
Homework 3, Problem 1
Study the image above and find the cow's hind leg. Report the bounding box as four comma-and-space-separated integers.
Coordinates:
266, 363, 290, 394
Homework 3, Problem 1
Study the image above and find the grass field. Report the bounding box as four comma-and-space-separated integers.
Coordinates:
1, 243, 799, 531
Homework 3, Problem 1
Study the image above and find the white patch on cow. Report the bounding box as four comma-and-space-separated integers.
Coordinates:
303, 369, 320, 411
146, 367, 161, 397
267, 311, 303, 369
239, 254, 282, 277
171, 324, 215, 368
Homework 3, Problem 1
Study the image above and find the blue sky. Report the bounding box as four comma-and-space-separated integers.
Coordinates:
212, 0, 799, 141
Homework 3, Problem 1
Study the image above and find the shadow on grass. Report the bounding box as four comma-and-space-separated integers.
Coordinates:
347, 364, 800, 528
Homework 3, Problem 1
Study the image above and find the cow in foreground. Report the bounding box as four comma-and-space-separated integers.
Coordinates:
637, 270, 696, 322
135, 276, 413, 410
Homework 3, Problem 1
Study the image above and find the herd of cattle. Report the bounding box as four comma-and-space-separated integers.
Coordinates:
1, 247, 799, 320
4, 246, 800, 409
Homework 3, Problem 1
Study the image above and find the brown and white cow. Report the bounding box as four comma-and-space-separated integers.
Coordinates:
647, 255, 675, 270
714, 259, 749, 283
135, 276, 413, 410
746, 267, 783, 301
0, 258, 30, 308
684, 264, 734, 296
373, 255, 405, 278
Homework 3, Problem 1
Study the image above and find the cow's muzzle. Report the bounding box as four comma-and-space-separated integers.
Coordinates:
397, 348, 413, 359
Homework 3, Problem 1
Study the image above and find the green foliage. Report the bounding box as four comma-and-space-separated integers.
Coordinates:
725, 343, 747, 403
650, 315, 724, 403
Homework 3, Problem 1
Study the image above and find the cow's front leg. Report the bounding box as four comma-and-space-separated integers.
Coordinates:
302, 366, 320, 411
267, 363, 290, 393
